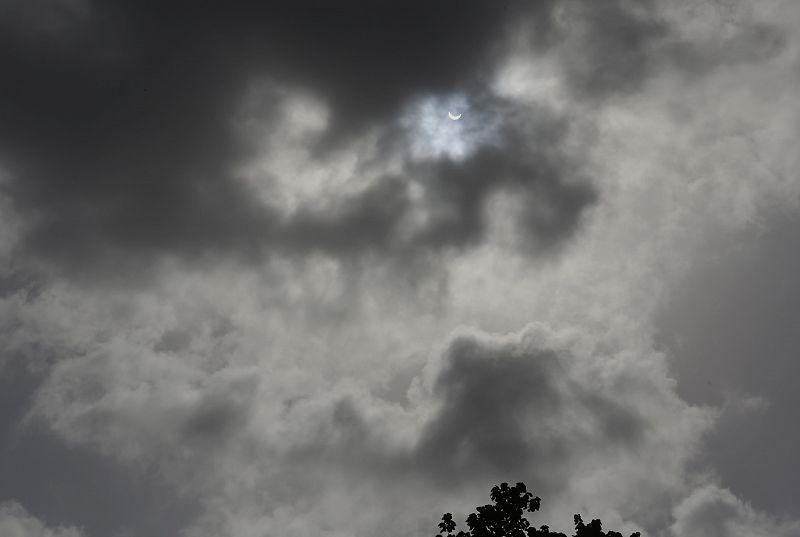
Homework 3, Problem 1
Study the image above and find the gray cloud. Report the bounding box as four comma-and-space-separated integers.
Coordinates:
1, 2, 800, 537
540, 1, 789, 104
408, 326, 699, 532
0, 501, 84, 537
656, 213, 800, 518
26, 321, 705, 535
667, 22, 787, 74
279, 103, 596, 258
414, 330, 639, 487
551, 1, 669, 99
670, 485, 800, 537
0, 1, 563, 280
0, 0, 91, 43
0, 363, 197, 537
5, 0, 780, 281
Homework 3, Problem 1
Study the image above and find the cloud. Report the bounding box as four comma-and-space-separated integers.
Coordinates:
0, 0, 91, 43
410, 325, 716, 533
0, 501, 84, 537
0, 1, 562, 280
7, 0, 784, 281
1, 2, 800, 537
27, 317, 713, 536
2, 82, 596, 286
670, 485, 800, 537
655, 212, 800, 516
267, 106, 595, 258
550, 1, 670, 99
416, 327, 648, 485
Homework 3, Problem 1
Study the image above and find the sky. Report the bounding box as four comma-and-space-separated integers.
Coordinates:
1, 1, 799, 536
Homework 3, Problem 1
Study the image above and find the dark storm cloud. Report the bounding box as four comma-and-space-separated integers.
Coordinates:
547, 2, 788, 100
281, 328, 647, 497
0, 0, 789, 282
0, 0, 90, 39
281, 104, 596, 257
413, 330, 646, 489
181, 376, 258, 445
0, 0, 633, 284
0, 1, 551, 277
414, 333, 569, 485
667, 22, 788, 74
552, 1, 669, 99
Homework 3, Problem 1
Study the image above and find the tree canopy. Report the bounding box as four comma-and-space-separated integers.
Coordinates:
435, 482, 640, 537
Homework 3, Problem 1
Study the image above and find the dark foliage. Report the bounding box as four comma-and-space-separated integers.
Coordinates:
436, 482, 640, 537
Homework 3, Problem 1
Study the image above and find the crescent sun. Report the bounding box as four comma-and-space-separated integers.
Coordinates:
448, 111, 462, 120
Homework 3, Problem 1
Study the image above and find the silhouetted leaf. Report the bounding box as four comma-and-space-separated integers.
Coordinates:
434, 482, 639, 537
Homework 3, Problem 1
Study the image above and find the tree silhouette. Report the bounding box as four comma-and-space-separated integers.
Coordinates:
435, 482, 640, 537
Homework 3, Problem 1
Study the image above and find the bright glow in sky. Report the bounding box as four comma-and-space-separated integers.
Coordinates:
402, 93, 491, 161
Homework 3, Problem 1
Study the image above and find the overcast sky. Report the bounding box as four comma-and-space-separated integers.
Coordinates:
1, 1, 800, 537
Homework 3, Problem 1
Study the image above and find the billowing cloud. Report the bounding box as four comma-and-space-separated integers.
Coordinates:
3, 0, 782, 281
670, 485, 800, 537
27, 315, 711, 536
0, 501, 84, 537
2, 1, 800, 537
0, 0, 576, 280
